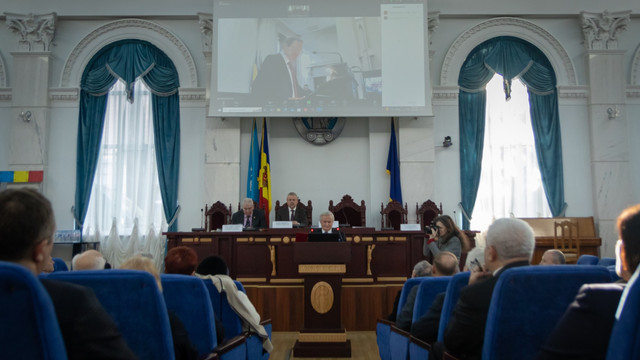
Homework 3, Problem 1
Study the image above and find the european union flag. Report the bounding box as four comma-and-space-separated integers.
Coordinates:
386, 118, 402, 203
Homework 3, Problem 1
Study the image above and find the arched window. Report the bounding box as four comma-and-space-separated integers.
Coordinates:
458, 36, 565, 230
74, 40, 181, 267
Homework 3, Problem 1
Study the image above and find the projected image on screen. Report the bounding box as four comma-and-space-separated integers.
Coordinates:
211, 0, 431, 117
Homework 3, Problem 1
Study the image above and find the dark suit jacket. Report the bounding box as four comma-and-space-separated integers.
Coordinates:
536, 283, 625, 360
309, 227, 346, 242
396, 285, 420, 331
275, 204, 308, 226
231, 208, 266, 229
410, 292, 445, 344
251, 53, 302, 102
437, 260, 530, 360
41, 279, 137, 360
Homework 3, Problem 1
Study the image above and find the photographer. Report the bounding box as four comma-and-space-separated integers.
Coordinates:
423, 215, 469, 260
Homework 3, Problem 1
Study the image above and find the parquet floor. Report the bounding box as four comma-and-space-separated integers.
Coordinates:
269, 331, 381, 360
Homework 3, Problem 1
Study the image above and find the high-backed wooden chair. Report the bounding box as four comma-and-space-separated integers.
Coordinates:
329, 194, 366, 227
380, 201, 408, 230
554, 220, 580, 263
205, 201, 232, 231
274, 199, 313, 226
416, 200, 443, 230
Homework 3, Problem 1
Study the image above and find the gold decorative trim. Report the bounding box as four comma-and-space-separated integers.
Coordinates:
367, 244, 375, 275
269, 279, 304, 284
298, 332, 347, 343
377, 277, 408, 282
236, 277, 267, 283
200, 238, 212, 243
268, 245, 276, 276
392, 236, 406, 241
236, 238, 249, 242
377, 236, 389, 241
254, 237, 267, 243
298, 264, 346, 274
353, 235, 361, 243
362, 236, 374, 242
270, 238, 282, 242
181, 238, 194, 243
342, 278, 374, 283
283, 236, 291, 244
310, 281, 334, 314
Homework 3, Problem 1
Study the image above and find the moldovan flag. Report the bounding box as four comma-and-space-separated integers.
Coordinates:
247, 119, 260, 202
386, 118, 403, 203
258, 118, 272, 224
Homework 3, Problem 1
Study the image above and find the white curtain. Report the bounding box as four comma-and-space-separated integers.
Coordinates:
83, 80, 167, 270
470, 74, 551, 232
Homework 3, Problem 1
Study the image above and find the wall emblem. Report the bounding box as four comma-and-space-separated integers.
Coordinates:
293, 117, 345, 145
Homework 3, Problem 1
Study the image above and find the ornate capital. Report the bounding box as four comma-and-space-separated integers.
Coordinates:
427, 12, 440, 45
5, 12, 56, 52
580, 10, 631, 50
198, 13, 213, 54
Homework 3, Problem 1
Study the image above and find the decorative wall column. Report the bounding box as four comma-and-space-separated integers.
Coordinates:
580, 10, 631, 257
4, 12, 56, 173
199, 13, 242, 208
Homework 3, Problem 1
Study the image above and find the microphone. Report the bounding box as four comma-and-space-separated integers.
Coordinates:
200, 208, 204, 229
312, 51, 343, 63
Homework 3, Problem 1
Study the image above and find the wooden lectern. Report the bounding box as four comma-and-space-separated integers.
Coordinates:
292, 242, 352, 357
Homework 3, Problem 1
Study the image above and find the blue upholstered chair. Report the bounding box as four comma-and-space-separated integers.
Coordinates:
576, 254, 599, 265
597, 257, 616, 267
606, 269, 640, 359
47, 269, 175, 360
607, 265, 620, 281
52, 257, 68, 272
482, 265, 612, 360
390, 276, 451, 360
0, 261, 67, 360
437, 271, 470, 342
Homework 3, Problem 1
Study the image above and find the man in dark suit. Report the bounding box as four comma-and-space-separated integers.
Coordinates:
537, 203, 640, 360
0, 188, 136, 360
275, 192, 308, 227
231, 198, 266, 229
310, 211, 345, 242
431, 217, 536, 360
251, 36, 307, 103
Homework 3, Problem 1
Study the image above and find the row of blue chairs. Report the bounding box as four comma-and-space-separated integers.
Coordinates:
576, 254, 616, 267
377, 264, 635, 360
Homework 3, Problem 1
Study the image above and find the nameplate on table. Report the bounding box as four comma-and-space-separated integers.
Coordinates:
222, 224, 243, 232
272, 221, 293, 229
400, 224, 421, 231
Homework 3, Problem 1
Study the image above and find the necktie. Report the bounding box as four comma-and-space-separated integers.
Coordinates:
288, 61, 298, 98
290, 209, 295, 221
245, 216, 251, 227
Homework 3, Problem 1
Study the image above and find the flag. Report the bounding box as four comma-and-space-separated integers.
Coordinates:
258, 118, 272, 224
386, 118, 403, 203
247, 119, 260, 202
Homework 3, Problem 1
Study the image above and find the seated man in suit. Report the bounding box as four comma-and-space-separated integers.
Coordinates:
431, 217, 535, 360
388, 260, 433, 321
231, 198, 266, 229
275, 192, 308, 227
310, 211, 345, 242
539, 249, 566, 265
537, 203, 640, 360
0, 188, 136, 360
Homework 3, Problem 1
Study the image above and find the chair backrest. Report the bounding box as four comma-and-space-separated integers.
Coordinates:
554, 220, 580, 262
329, 194, 366, 227
597, 257, 616, 267
606, 269, 640, 360
437, 271, 470, 342
381, 201, 408, 230
202, 278, 244, 338
416, 200, 443, 229
0, 261, 67, 360
576, 254, 599, 265
47, 269, 175, 360
396, 277, 428, 319
206, 201, 233, 231
234, 280, 246, 293
161, 274, 217, 357
482, 265, 612, 360
52, 257, 68, 272
412, 276, 452, 323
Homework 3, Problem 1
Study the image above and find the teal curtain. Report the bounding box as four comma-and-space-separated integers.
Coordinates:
459, 36, 566, 229
74, 39, 181, 231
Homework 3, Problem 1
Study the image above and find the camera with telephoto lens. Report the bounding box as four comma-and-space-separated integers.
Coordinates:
426, 222, 438, 234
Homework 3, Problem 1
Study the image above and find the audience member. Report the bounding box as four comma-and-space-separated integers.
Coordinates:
539, 249, 566, 265
165, 246, 198, 275
120, 255, 198, 360
275, 192, 308, 226
424, 215, 469, 260
463, 246, 486, 271
231, 198, 266, 229
537, 204, 640, 359
388, 260, 433, 322
72, 249, 108, 270
432, 217, 535, 360
196, 256, 273, 352
396, 252, 459, 331
0, 188, 136, 360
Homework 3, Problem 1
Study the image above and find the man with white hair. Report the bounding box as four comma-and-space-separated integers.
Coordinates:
72, 249, 108, 270
231, 198, 266, 229
433, 217, 535, 360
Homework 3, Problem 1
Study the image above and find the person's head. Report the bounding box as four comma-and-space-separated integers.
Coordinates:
120, 255, 162, 291
0, 188, 56, 275
319, 211, 335, 232
165, 246, 198, 275
433, 251, 460, 276
464, 246, 486, 272
72, 249, 107, 270
412, 260, 432, 278
616, 204, 640, 281
539, 249, 566, 265
484, 218, 535, 272
432, 215, 470, 250
286, 192, 299, 209
282, 36, 303, 61
242, 198, 255, 217
196, 255, 229, 276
